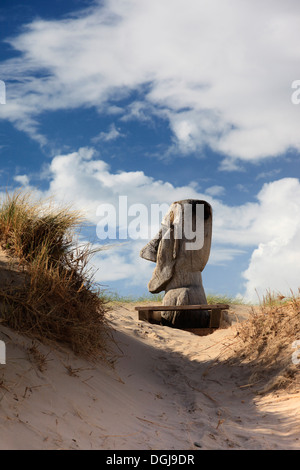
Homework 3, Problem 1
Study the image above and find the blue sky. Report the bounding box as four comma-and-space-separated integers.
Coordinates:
1, 0, 300, 302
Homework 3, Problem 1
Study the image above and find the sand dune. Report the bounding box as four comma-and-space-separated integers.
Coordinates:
0, 302, 299, 450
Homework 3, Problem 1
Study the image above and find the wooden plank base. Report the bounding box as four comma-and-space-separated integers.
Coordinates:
135, 304, 229, 330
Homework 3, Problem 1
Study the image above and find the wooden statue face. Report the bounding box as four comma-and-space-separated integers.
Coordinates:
140, 200, 212, 293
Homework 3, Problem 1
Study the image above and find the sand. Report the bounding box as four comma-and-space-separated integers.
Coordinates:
0, 301, 299, 450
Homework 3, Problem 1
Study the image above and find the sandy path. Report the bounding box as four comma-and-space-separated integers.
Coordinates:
107, 304, 300, 450
0, 302, 299, 449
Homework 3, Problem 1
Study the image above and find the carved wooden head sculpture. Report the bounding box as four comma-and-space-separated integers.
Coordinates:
140, 199, 212, 294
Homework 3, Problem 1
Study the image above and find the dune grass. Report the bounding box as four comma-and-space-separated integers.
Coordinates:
231, 290, 300, 393
206, 293, 246, 305
103, 291, 164, 304
104, 291, 246, 305
0, 192, 109, 359
258, 288, 299, 307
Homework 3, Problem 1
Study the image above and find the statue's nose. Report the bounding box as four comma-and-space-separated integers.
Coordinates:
140, 229, 162, 263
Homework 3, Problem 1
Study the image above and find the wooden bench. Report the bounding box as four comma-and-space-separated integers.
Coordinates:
135, 304, 230, 335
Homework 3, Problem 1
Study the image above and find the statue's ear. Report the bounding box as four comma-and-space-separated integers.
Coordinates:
148, 227, 176, 293
194, 201, 212, 271
182, 200, 212, 272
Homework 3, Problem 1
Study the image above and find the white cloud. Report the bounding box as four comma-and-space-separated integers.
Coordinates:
14, 174, 30, 186
209, 247, 246, 265
120, 101, 155, 123
34, 148, 300, 301
92, 123, 125, 143
256, 169, 282, 180
243, 237, 300, 302
242, 179, 300, 301
89, 241, 154, 288
1, 0, 300, 162
45, 147, 202, 219
205, 185, 225, 197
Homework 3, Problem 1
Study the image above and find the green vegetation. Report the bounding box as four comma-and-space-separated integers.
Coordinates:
206, 293, 246, 305
103, 290, 246, 305
103, 291, 164, 304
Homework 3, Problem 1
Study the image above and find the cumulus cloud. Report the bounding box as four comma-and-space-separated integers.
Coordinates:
1, 0, 300, 162
26, 147, 299, 301
243, 237, 300, 302
89, 241, 155, 291
45, 147, 202, 220
242, 179, 300, 300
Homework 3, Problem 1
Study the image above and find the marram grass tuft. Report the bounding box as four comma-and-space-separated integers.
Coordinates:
0, 192, 109, 360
